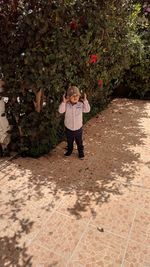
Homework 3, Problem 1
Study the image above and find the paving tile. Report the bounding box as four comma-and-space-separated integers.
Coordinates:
137, 148, 150, 163
138, 190, 150, 211
0, 174, 30, 193
0, 172, 5, 181
142, 175, 150, 190
0, 236, 32, 267
0, 179, 63, 215
0, 178, 64, 245
0, 164, 65, 214
130, 208, 150, 246
0, 164, 22, 184
121, 261, 134, 267
0, 218, 21, 238
123, 260, 150, 267
57, 193, 97, 223
91, 197, 135, 238
0, 195, 21, 237
68, 224, 126, 267
115, 186, 142, 208
0, 202, 55, 246
0, 187, 13, 205
0, 241, 67, 267
123, 240, 150, 267
15, 204, 55, 245
137, 164, 150, 188
27, 243, 67, 267
33, 211, 86, 260
29, 189, 63, 212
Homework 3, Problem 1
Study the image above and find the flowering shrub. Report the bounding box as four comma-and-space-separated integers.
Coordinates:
69, 20, 78, 30
0, 0, 149, 156
89, 55, 98, 64
98, 79, 103, 87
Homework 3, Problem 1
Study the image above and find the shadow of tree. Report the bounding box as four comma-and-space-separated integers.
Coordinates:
0, 98, 149, 265
0, 219, 33, 267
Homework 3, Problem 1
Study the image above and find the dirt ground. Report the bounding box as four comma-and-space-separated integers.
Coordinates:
0, 98, 150, 267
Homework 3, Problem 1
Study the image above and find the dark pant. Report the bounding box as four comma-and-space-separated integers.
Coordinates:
65, 127, 84, 155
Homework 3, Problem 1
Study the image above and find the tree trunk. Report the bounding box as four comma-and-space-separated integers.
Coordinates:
35, 89, 44, 113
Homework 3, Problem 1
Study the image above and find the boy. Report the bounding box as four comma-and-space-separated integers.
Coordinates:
58, 86, 90, 159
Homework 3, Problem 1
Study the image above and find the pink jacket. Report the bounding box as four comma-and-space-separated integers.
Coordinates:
58, 100, 90, 131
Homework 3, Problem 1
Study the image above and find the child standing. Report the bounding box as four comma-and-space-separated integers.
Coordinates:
58, 86, 90, 159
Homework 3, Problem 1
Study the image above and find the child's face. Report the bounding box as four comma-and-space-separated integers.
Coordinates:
70, 94, 80, 104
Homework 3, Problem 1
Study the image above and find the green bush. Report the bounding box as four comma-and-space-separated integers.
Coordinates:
0, 0, 149, 156
122, 3, 150, 99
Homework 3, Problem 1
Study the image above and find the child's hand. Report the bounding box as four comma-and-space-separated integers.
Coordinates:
84, 93, 87, 101
63, 93, 67, 103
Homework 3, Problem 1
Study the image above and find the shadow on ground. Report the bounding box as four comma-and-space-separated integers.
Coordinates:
0, 217, 33, 266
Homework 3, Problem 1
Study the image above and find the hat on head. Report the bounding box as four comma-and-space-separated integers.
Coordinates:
67, 86, 80, 97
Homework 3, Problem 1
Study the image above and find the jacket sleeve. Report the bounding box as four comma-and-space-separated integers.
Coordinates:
58, 102, 66, 113
82, 100, 91, 113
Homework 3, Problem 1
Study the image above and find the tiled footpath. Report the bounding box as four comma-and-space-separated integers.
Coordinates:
0, 99, 150, 267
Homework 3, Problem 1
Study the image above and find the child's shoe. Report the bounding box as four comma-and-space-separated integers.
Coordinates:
79, 152, 84, 159
64, 151, 72, 156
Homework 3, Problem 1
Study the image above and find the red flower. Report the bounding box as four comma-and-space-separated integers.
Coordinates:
98, 79, 103, 87
69, 20, 78, 30
89, 54, 98, 64
80, 16, 85, 25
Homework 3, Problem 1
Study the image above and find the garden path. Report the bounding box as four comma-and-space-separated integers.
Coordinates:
0, 98, 150, 267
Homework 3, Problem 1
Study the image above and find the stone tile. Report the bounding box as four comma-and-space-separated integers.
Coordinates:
15, 204, 54, 245
122, 260, 150, 267
124, 240, 150, 266
142, 175, 150, 189
122, 261, 136, 267
29, 189, 63, 212
114, 186, 142, 208
91, 197, 135, 238
0, 198, 12, 217
138, 148, 150, 163
0, 215, 39, 247
0, 187, 13, 205
0, 164, 23, 182
138, 163, 150, 188
0, 203, 53, 245
1, 181, 63, 216
0, 198, 21, 237
0, 180, 64, 244
138, 190, 150, 211
130, 209, 150, 246
0, 218, 21, 238
0, 173, 4, 182
34, 211, 86, 259
27, 243, 67, 267
68, 224, 126, 267
0, 174, 29, 193
0, 236, 32, 267
57, 193, 97, 223
1, 242, 67, 267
